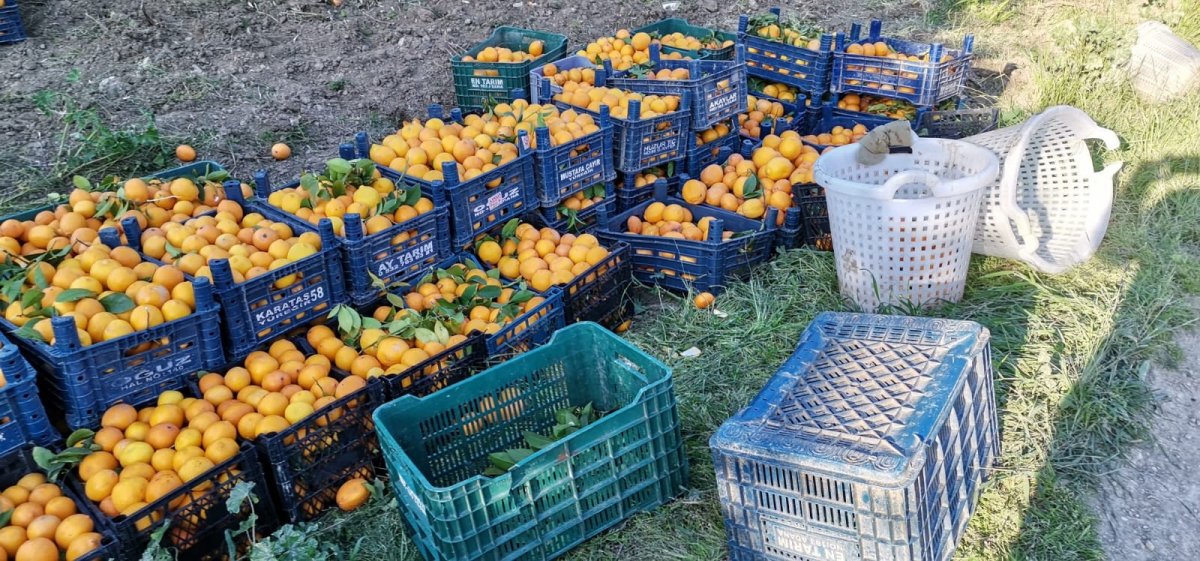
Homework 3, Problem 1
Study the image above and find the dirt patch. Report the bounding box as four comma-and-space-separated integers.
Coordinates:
0, 0, 940, 193
1093, 309, 1200, 560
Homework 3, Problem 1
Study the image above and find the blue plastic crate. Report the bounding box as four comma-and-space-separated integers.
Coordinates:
794, 183, 832, 251
534, 182, 616, 234
1, 447, 120, 561
604, 44, 748, 130
711, 312, 999, 561
801, 101, 899, 151
354, 112, 538, 250
0, 1, 26, 45
597, 181, 778, 294
684, 118, 740, 178
0, 376, 56, 457
832, 20, 974, 107
529, 55, 597, 105
554, 241, 632, 327
0, 272, 223, 431
738, 8, 835, 94
546, 79, 692, 173
615, 166, 681, 213
251, 154, 452, 308
918, 104, 1000, 139
529, 108, 617, 207
739, 88, 808, 144
374, 322, 688, 561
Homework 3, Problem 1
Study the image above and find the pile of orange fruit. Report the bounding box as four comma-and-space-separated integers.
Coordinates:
658, 32, 735, 52
3, 243, 199, 347
76, 390, 249, 536
381, 262, 550, 336
576, 30, 687, 72
137, 202, 323, 287
540, 63, 597, 88
195, 338, 366, 439
842, 42, 955, 95
462, 41, 545, 64
638, 68, 692, 81
264, 159, 436, 238
0, 473, 105, 561
623, 202, 733, 241
0, 176, 247, 260
748, 22, 824, 50
476, 222, 612, 292
835, 93, 919, 120
303, 321, 469, 380
681, 132, 821, 223
546, 183, 609, 222
801, 123, 869, 148
617, 167, 673, 194
367, 117, 521, 185
738, 95, 790, 139
555, 84, 681, 120
752, 81, 801, 103
475, 101, 603, 150
694, 121, 733, 148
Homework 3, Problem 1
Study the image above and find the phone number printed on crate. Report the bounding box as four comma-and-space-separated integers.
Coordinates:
375, 239, 439, 278
252, 285, 327, 331
641, 137, 681, 159
559, 158, 604, 184
763, 517, 859, 561
473, 185, 524, 220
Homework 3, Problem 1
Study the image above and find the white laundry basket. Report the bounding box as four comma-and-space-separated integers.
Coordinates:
815, 136, 1000, 311
964, 106, 1122, 274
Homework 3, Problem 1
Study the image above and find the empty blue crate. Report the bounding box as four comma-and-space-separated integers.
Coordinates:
0, 0, 26, 45
738, 7, 835, 93
252, 146, 451, 308
530, 107, 616, 207
598, 181, 778, 295
711, 312, 1000, 561
832, 20, 974, 107
374, 322, 688, 561
604, 44, 748, 130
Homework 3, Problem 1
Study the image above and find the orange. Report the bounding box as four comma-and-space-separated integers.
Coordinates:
117, 441, 154, 467
336, 478, 370, 512
42, 496, 76, 519
54, 514, 94, 550
26, 483, 61, 506
101, 404, 137, 430
254, 415, 290, 438
66, 532, 104, 561
77, 452, 118, 481
197, 372, 225, 394
10, 502, 44, 527
145, 471, 183, 504
175, 145, 197, 162
177, 456, 216, 483
15, 537, 57, 561
111, 477, 149, 512
1, 486, 29, 506
205, 437, 240, 465
0, 526, 26, 557
201, 421, 237, 448
14, 473, 45, 491
25, 514, 60, 541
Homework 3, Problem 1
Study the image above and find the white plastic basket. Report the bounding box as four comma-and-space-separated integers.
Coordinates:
964, 106, 1122, 274
815, 135, 1000, 311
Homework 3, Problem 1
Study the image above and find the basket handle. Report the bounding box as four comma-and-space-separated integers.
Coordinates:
876, 170, 947, 200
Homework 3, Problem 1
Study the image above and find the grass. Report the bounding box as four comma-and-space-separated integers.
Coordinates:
3, 0, 1198, 559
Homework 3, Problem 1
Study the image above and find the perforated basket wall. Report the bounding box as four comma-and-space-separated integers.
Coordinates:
711, 312, 999, 561
813, 137, 998, 311
963, 106, 1123, 274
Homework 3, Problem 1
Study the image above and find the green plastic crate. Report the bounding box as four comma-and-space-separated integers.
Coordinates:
633, 18, 739, 60
375, 322, 689, 561
451, 26, 568, 111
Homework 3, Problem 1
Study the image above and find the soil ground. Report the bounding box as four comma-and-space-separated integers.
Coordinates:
1093, 305, 1200, 561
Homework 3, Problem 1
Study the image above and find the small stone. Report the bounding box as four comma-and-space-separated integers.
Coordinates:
1144, 541, 1156, 552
